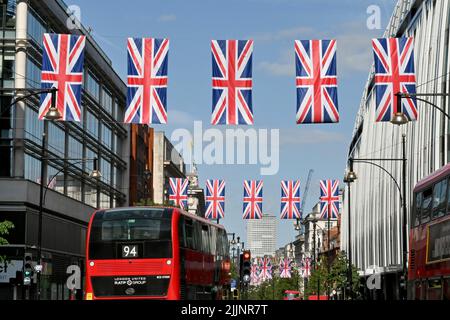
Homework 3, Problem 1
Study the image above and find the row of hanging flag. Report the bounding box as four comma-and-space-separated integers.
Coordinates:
169, 177, 340, 220
249, 257, 312, 284
38, 33, 418, 125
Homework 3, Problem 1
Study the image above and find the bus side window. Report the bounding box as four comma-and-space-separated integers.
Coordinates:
210, 226, 217, 256
222, 231, 229, 258
413, 192, 422, 227
179, 216, 186, 248
185, 218, 194, 249
195, 221, 202, 251
432, 179, 447, 219
201, 225, 210, 254
446, 178, 450, 216
420, 188, 432, 224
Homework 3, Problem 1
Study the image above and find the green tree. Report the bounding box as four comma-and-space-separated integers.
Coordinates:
305, 251, 360, 299
247, 270, 301, 300
0, 220, 14, 263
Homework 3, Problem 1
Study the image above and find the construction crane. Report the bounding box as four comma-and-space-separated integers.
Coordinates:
296, 169, 314, 234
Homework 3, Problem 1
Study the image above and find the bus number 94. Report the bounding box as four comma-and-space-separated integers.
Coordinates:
122, 245, 138, 258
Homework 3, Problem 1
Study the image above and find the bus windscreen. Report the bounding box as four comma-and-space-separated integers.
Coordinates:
88, 208, 173, 259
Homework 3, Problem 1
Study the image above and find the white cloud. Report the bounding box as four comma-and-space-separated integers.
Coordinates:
169, 109, 196, 126
280, 129, 346, 146
158, 14, 176, 22
250, 26, 314, 42
257, 22, 377, 77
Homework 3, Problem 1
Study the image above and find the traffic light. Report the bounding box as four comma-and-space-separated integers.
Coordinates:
241, 250, 251, 284
23, 252, 34, 286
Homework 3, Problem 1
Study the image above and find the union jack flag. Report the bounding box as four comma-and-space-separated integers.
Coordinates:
243, 180, 263, 219
295, 39, 339, 124
301, 257, 311, 277
250, 263, 260, 285
319, 179, 340, 220
280, 180, 301, 219
169, 178, 188, 210
259, 257, 272, 281
39, 33, 85, 121
205, 179, 225, 220
211, 40, 253, 125
279, 258, 293, 278
372, 37, 417, 122
125, 38, 169, 124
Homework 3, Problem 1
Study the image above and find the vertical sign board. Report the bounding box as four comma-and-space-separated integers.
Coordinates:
426, 219, 450, 264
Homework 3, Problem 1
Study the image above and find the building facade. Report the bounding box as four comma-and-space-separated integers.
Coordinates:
246, 213, 277, 258
129, 125, 153, 205
341, 0, 450, 299
0, 0, 129, 299
152, 131, 186, 205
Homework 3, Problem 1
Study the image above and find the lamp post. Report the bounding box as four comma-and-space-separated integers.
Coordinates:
347, 147, 406, 300
36, 157, 101, 300
343, 166, 357, 299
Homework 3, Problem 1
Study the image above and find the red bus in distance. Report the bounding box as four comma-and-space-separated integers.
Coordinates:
85, 206, 231, 300
409, 163, 450, 299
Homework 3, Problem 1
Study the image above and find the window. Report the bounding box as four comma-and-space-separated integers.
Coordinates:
102, 89, 112, 114
47, 165, 64, 194
48, 123, 65, 157
85, 72, 100, 101
86, 111, 98, 138
24, 154, 41, 183
84, 184, 97, 208
26, 58, 41, 88
68, 136, 82, 169
100, 192, 110, 209
420, 188, 433, 224
0, 54, 15, 85
85, 147, 97, 172
67, 176, 82, 201
101, 124, 112, 149
100, 158, 111, 184
201, 225, 210, 254
27, 11, 46, 44
25, 106, 43, 144
210, 226, 217, 255
185, 219, 194, 249
413, 192, 422, 227
432, 179, 447, 219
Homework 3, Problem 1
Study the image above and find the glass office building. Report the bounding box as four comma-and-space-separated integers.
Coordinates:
0, 0, 129, 299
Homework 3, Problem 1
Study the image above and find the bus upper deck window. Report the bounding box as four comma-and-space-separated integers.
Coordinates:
421, 188, 432, 224
432, 180, 447, 219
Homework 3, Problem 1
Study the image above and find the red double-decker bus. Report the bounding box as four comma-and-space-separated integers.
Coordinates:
409, 163, 450, 299
85, 206, 231, 300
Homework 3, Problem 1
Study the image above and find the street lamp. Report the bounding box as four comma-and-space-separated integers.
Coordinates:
346, 139, 407, 299
392, 92, 450, 126
36, 156, 101, 300
343, 167, 356, 299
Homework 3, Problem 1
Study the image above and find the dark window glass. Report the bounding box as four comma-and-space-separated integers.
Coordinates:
413, 192, 422, 227
420, 188, 433, 224
88, 208, 172, 259
432, 179, 447, 219
185, 218, 194, 249
201, 225, 210, 254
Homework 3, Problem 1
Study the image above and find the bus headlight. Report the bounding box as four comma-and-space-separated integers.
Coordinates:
86, 293, 93, 300
89, 261, 94, 267
166, 260, 172, 265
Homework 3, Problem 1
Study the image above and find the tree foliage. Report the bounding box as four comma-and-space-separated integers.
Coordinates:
0, 220, 14, 263
304, 251, 360, 299
247, 270, 301, 300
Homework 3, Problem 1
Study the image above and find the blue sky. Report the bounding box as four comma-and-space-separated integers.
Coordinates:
69, 0, 396, 247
